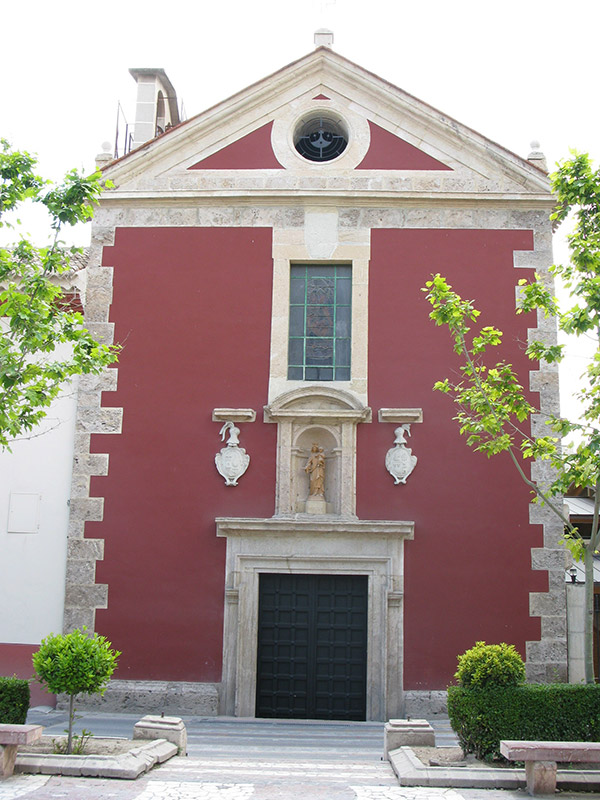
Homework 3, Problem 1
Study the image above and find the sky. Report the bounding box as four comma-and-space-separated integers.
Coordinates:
2, 0, 599, 419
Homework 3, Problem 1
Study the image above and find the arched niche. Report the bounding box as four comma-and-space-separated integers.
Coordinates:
293, 424, 339, 514
264, 387, 371, 517
156, 90, 166, 134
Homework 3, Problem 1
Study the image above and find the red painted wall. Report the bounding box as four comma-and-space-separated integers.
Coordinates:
357, 121, 452, 170
360, 229, 547, 689
88, 227, 275, 681
87, 224, 548, 691
0, 644, 55, 707
189, 122, 283, 170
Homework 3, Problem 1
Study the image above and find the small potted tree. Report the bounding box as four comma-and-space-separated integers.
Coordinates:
33, 628, 120, 754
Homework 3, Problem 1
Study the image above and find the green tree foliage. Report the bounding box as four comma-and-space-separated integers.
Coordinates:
454, 641, 526, 689
0, 140, 118, 449
32, 628, 120, 753
423, 152, 600, 683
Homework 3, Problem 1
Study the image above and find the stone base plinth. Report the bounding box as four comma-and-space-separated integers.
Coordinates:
403, 690, 447, 717
134, 715, 187, 755
526, 760, 557, 796
57, 680, 218, 716
384, 718, 435, 758
305, 496, 327, 514
0, 745, 18, 779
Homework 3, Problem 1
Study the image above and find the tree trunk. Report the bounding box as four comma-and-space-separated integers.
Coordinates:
584, 544, 595, 684
67, 694, 74, 754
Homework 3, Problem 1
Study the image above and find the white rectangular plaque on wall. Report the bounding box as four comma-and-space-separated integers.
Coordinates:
7, 492, 41, 533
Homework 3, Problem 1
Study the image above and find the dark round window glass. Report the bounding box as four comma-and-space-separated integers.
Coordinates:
294, 116, 347, 162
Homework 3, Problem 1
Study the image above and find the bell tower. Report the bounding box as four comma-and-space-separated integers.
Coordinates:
129, 68, 180, 148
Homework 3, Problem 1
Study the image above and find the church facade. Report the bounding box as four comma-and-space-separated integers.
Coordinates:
21, 42, 566, 718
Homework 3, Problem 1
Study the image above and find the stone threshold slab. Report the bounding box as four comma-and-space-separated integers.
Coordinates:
389, 746, 600, 792
14, 738, 177, 779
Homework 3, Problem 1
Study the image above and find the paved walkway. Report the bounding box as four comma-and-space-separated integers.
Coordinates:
22, 710, 458, 758
0, 712, 594, 799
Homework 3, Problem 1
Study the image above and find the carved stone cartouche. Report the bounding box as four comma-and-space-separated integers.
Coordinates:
385, 424, 417, 485
215, 421, 250, 486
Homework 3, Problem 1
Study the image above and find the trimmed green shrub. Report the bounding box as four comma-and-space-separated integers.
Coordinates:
454, 641, 525, 688
448, 683, 600, 760
0, 676, 30, 723
33, 628, 120, 754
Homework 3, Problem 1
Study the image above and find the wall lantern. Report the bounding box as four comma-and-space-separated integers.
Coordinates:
568, 566, 578, 584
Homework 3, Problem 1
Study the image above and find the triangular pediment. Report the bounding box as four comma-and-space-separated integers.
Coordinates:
102, 47, 550, 201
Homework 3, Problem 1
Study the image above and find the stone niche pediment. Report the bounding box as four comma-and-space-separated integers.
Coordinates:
264, 385, 371, 422
264, 386, 371, 517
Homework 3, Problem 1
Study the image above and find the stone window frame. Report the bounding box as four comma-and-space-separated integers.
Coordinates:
269, 224, 370, 405
271, 101, 370, 172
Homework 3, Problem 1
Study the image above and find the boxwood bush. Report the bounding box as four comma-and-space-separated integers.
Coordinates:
0, 676, 30, 723
455, 641, 525, 688
448, 683, 600, 760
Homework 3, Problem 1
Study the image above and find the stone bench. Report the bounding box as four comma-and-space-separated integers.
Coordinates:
0, 724, 43, 779
501, 739, 600, 796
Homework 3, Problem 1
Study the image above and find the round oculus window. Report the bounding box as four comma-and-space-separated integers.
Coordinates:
294, 115, 348, 162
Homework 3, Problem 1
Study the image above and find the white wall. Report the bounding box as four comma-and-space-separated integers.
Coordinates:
0, 375, 77, 644
566, 582, 586, 684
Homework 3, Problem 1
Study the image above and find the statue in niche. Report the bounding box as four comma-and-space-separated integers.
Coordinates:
385, 424, 418, 485
304, 443, 326, 498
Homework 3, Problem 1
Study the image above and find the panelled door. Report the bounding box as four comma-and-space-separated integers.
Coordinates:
255, 573, 368, 720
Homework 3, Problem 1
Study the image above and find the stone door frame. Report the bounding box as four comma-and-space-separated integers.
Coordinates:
216, 517, 413, 721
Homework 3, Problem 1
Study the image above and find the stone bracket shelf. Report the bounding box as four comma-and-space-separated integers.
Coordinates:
378, 408, 423, 424
212, 408, 256, 423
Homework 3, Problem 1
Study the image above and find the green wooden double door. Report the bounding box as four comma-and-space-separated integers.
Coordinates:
256, 573, 368, 720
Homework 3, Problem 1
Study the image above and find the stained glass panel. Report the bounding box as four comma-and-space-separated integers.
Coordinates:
288, 264, 351, 381
306, 277, 335, 306
306, 306, 334, 338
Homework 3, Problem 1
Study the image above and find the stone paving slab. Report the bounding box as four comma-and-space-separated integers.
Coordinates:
0, 771, 597, 800
157, 756, 398, 784
6, 713, 594, 800
136, 783, 255, 799
353, 790, 464, 800
0, 776, 50, 799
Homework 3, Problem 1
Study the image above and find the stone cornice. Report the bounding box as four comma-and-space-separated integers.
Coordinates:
264, 407, 371, 422
216, 516, 414, 538
99, 192, 555, 208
